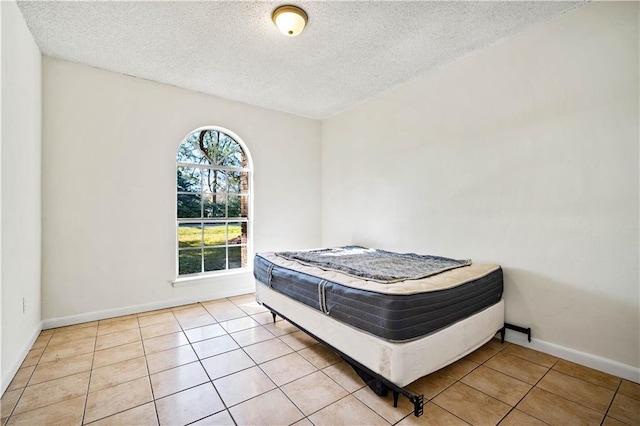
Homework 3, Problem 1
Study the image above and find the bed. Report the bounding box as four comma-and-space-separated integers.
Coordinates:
253, 246, 507, 416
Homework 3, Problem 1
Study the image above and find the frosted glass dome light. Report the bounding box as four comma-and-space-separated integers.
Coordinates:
272, 5, 308, 37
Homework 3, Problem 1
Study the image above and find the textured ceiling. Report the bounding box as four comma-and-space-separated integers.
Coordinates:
18, 1, 584, 119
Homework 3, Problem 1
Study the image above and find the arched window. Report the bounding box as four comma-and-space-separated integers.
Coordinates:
176, 127, 251, 276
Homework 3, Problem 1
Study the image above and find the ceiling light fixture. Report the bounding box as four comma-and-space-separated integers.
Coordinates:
272, 5, 308, 37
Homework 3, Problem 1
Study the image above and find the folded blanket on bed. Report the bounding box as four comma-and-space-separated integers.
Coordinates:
275, 246, 471, 283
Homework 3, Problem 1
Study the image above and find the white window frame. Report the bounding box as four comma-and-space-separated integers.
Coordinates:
174, 126, 254, 280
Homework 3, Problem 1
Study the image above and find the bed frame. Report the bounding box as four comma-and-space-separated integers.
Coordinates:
264, 301, 426, 416
255, 281, 530, 417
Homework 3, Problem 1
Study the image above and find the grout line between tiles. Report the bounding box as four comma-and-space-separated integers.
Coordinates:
217, 305, 333, 422
429, 341, 541, 426
179, 301, 235, 424
600, 379, 624, 426
304, 392, 354, 420
426, 404, 472, 426
427, 362, 486, 415
83, 402, 152, 426
1, 384, 29, 425
3, 329, 76, 424
79, 327, 98, 426
80, 317, 153, 424
261, 319, 363, 421
507, 359, 617, 424
533, 357, 620, 417
498, 357, 576, 426
501, 346, 558, 369
547, 367, 622, 393
428, 387, 474, 425
501, 355, 559, 425
522, 385, 606, 424
9, 360, 94, 421
137, 313, 162, 426
482, 355, 547, 387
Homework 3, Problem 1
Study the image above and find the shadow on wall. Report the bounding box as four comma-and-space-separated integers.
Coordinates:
502, 268, 639, 368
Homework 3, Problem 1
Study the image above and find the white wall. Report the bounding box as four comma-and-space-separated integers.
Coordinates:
1, 0, 42, 393
322, 2, 639, 374
42, 57, 321, 322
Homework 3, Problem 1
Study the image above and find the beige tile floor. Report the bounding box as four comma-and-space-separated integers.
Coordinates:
1, 293, 639, 426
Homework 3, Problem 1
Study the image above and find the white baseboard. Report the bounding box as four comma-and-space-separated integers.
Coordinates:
42, 285, 255, 329
503, 329, 640, 383
2, 323, 43, 395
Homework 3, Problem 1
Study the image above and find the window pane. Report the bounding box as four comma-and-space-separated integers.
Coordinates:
177, 167, 201, 193
227, 196, 248, 218
201, 130, 218, 164
202, 194, 213, 218
213, 194, 226, 218
203, 194, 226, 218
202, 169, 226, 194
179, 249, 202, 275
203, 223, 226, 247
218, 133, 244, 167
177, 137, 209, 165
227, 196, 240, 217
177, 194, 201, 218
224, 151, 244, 168
229, 246, 245, 269
178, 223, 202, 248
195, 131, 216, 165
204, 247, 226, 272
227, 171, 248, 194
228, 222, 241, 244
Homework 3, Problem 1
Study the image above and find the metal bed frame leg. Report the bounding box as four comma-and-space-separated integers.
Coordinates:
503, 323, 532, 342
411, 394, 424, 417
392, 390, 399, 408
271, 311, 277, 324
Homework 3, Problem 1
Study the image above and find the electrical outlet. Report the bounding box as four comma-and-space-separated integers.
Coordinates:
23, 297, 26, 313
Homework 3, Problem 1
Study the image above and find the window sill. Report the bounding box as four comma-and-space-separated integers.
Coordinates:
172, 268, 252, 287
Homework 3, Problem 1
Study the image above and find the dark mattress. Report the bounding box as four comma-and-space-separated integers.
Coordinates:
254, 254, 503, 342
